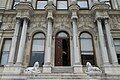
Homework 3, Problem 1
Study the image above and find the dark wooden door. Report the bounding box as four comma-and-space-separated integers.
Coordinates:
55, 38, 63, 66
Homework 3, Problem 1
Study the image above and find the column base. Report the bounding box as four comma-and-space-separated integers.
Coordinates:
104, 65, 120, 75
43, 65, 52, 73
3, 66, 23, 74
73, 65, 83, 74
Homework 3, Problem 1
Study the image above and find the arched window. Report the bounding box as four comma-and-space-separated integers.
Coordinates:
57, 0, 68, 9
80, 32, 95, 65
36, 0, 47, 9
30, 33, 45, 67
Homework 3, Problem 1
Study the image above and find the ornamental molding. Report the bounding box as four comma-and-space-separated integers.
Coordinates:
78, 26, 97, 37
109, 15, 120, 29
28, 22, 47, 36
78, 15, 95, 28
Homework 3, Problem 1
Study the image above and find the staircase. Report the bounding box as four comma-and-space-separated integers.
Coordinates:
52, 66, 73, 73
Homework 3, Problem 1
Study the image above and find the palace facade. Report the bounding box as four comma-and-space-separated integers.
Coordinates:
0, 0, 120, 79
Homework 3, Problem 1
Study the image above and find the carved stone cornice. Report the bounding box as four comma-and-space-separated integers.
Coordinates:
91, 3, 110, 20
15, 2, 33, 20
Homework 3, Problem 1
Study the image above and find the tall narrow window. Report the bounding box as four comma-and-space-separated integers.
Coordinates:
80, 32, 95, 65
30, 33, 45, 67
0, 39, 12, 65
12, 0, 20, 9
57, 0, 68, 9
77, 0, 89, 9
113, 39, 120, 64
36, 0, 47, 9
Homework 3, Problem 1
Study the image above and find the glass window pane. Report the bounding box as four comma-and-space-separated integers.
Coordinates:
30, 52, 44, 66
77, 1, 88, 8
57, 1, 67, 9
81, 38, 93, 51
37, 1, 47, 9
114, 40, 120, 45
1, 52, 9, 65
13, 0, 20, 9
34, 33, 45, 38
57, 32, 68, 38
3, 39, 12, 51
80, 33, 91, 38
32, 40, 45, 51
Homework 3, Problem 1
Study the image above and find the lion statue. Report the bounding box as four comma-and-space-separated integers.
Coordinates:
86, 62, 101, 72
24, 62, 40, 74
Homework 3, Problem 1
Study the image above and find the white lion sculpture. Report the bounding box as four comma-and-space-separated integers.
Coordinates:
86, 62, 101, 72
24, 62, 40, 74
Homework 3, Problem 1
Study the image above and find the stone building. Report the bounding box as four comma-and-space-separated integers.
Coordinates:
0, 0, 120, 79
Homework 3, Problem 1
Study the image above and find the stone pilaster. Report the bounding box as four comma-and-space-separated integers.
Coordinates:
43, 1, 55, 73
69, 3, 83, 74
96, 19, 110, 66
8, 19, 21, 66
16, 18, 28, 66
104, 19, 118, 65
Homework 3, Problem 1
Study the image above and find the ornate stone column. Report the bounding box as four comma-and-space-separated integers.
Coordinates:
104, 19, 118, 65
43, 1, 55, 73
96, 19, 110, 66
8, 19, 21, 65
16, 18, 28, 66
69, 3, 83, 74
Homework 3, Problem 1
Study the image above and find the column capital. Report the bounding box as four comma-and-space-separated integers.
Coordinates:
15, 2, 33, 20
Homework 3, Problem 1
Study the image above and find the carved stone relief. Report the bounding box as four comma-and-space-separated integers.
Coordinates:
78, 15, 95, 29
109, 15, 120, 29
53, 14, 71, 35
1, 14, 16, 30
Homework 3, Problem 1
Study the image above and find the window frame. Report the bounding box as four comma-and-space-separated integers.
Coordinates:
77, 0, 89, 10
12, 0, 20, 9
0, 38, 12, 66
36, 0, 48, 10
98, 0, 112, 9
29, 32, 45, 67
79, 32, 96, 66
113, 38, 120, 64
56, 0, 68, 10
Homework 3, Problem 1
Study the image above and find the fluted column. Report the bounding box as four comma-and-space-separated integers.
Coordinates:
16, 18, 28, 66
104, 19, 118, 65
8, 19, 20, 65
97, 19, 110, 66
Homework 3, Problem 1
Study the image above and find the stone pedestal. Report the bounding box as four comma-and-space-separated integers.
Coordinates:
43, 65, 52, 73
74, 65, 83, 74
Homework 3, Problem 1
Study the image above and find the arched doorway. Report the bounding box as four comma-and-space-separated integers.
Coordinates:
55, 31, 70, 66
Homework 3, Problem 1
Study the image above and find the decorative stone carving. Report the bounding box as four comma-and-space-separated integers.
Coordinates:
86, 62, 102, 75
78, 15, 95, 28
24, 62, 41, 74
109, 15, 120, 29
